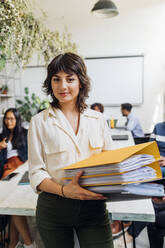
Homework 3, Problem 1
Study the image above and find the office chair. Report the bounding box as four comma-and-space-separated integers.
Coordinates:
144, 133, 151, 138
134, 136, 150, 145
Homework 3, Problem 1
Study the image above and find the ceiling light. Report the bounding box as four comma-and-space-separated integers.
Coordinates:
91, 0, 119, 18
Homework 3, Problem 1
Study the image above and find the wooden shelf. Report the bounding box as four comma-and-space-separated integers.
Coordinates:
0, 75, 20, 80
0, 94, 13, 97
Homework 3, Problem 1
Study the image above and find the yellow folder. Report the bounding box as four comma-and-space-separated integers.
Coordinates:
63, 141, 162, 185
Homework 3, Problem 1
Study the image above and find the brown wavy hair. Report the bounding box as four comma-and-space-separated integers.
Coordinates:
43, 53, 91, 113
90, 102, 104, 113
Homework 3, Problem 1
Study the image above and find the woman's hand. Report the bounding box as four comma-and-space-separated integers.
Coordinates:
62, 171, 107, 200
0, 138, 7, 150
152, 197, 165, 204
159, 156, 165, 167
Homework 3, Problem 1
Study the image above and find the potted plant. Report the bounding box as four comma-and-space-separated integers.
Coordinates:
16, 87, 49, 126
1, 84, 8, 94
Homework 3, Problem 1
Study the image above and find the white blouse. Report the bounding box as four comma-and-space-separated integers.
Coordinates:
7, 140, 18, 159
28, 106, 113, 193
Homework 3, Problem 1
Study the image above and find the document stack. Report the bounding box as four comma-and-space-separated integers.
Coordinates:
63, 142, 165, 198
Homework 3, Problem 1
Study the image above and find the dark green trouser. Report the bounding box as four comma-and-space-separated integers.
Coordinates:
36, 192, 114, 248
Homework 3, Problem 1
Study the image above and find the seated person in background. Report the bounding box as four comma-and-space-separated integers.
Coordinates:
121, 103, 144, 137
91, 102, 104, 113
0, 108, 27, 179
116, 122, 165, 247
150, 122, 165, 176
117, 196, 165, 248
0, 108, 37, 248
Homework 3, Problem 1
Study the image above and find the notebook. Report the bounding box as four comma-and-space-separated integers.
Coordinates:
18, 171, 30, 185
111, 135, 129, 140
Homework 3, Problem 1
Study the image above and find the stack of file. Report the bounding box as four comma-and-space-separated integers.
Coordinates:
63, 142, 164, 198
87, 182, 165, 197
65, 154, 155, 177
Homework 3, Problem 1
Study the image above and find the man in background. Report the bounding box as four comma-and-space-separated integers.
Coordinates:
121, 103, 144, 137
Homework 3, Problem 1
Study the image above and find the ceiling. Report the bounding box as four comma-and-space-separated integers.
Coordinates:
30, 0, 161, 32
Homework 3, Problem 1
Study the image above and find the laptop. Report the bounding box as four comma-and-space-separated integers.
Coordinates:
111, 135, 129, 141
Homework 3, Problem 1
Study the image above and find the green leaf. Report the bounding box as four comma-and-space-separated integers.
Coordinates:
24, 96, 30, 102
16, 99, 23, 104
24, 87, 29, 95
0, 56, 6, 72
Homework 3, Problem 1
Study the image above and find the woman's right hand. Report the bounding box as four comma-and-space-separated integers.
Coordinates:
0, 138, 7, 150
159, 156, 165, 167
62, 171, 107, 201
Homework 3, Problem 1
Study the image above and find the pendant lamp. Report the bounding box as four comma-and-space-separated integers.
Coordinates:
91, 0, 119, 18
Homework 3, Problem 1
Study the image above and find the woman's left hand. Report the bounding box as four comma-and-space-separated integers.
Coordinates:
62, 171, 107, 201
152, 197, 165, 204
159, 156, 165, 167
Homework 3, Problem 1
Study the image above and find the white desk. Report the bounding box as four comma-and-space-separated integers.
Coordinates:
107, 200, 155, 222
0, 161, 155, 248
0, 162, 155, 222
0, 162, 37, 216
110, 128, 134, 149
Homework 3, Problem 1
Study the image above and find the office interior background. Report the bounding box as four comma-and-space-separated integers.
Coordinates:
1, 0, 165, 133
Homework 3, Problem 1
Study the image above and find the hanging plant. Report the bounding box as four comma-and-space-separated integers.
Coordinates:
0, 0, 77, 70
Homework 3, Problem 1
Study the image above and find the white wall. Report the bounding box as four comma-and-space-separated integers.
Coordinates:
22, 0, 165, 133
71, 0, 165, 133
76, 0, 165, 132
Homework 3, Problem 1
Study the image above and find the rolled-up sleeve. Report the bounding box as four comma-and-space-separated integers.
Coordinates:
28, 117, 51, 193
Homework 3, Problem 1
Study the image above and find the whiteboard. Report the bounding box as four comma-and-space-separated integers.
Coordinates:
85, 56, 144, 106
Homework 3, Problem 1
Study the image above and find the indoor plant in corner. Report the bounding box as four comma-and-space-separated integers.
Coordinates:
16, 87, 49, 128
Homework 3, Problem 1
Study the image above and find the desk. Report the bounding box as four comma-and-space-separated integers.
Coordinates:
0, 162, 155, 223
110, 128, 134, 149
0, 161, 155, 248
0, 162, 37, 216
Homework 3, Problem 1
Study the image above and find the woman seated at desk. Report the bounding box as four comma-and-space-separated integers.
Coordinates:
0, 108, 37, 248
90, 102, 104, 113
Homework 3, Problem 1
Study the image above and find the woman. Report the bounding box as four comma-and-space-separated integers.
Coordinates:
28, 53, 114, 248
0, 108, 37, 248
90, 102, 104, 113
0, 108, 27, 179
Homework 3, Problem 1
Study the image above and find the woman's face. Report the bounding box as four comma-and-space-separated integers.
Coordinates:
51, 71, 80, 106
93, 106, 101, 112
4, 111, 16, 131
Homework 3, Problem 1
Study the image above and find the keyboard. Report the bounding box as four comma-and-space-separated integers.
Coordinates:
111, 135, 129, 141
